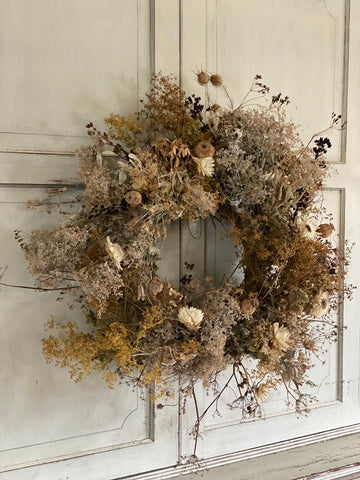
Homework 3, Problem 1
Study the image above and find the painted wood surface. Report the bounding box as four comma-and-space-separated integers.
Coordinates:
1, 1, 360, 479
0, 1, 179, 479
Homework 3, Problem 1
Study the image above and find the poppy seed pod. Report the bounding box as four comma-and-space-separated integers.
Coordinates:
125, 190, 142, 206
194, 141, 215, 158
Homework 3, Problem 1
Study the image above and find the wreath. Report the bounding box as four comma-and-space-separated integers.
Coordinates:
12, 72, 352, 453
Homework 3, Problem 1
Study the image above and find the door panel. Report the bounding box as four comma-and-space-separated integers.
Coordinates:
180, 0, 360, 461
0, 1, 179, 478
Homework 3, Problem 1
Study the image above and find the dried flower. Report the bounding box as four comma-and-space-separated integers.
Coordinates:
197, 71, 210, 86
254, 384, 269, 403
241, 294, 259, 315
178, 307, 204, 331
210, 74, 223, 87
273, 322, 292, 351
193, 156, 215, 177
105, 236, 125, 270
194, 141, 215, 158
310, 291, 330, 317
241, 298, 256, 315
316, 223, 335, 239
148, 276, 164, 296
125, 190, 142, 206
296, 216, 317, 240
169, 139, 191, 160
152, 137, 172, 158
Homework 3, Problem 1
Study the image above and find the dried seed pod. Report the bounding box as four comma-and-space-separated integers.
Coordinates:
211, 103, 221, 112
210, 74, 223, 87
316, 223, 334, 238
148, 276, 164, 296
125, 190, 142, 206
194, 141, 215, 158
241, 298, 256, 315
197, 71, 210, 85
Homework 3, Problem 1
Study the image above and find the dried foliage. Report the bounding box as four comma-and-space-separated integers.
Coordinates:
13, 72, 354, 456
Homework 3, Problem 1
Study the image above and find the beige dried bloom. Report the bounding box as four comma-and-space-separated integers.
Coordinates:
296, 216, 317, 240
178, 307, 204, 331
310, 291, 330, 318
241, 293, 259, 315
193, 156, 215, 177
254, 384, 269, 403
273, 322, 292, 351
105, 236, 125, 270
148, 276, 164, 296
168, 139, 191, 161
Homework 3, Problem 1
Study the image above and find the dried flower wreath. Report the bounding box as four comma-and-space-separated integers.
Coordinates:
7, 72, 353, 456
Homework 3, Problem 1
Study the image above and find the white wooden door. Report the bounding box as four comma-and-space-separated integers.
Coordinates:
1, 1, 360, 479
0, 2, 179, 479
178, 0, 360, 468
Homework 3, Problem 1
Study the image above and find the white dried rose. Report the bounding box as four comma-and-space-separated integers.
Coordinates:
178, 307, 204, 331
273, 322, 292, 351
193, 156, 215, 177
105, 236, 125, 270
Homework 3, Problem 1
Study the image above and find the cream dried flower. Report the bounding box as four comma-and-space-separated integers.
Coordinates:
273, 322, 292, 351
105, 236, 125, 270
310, 291, 330, 318
295, 216, 317, 240
254, 384, 269, 403
193, 156, 215, 177
178, 307, 204, 331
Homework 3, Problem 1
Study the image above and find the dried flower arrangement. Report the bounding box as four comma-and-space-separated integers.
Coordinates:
6, 71, 353, 457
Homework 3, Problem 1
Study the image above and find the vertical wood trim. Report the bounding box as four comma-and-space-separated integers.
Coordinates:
340, 0, 351, 164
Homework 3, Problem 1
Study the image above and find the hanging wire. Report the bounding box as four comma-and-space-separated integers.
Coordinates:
187, 220, 202, 239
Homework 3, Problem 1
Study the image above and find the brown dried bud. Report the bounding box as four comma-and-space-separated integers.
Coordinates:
125, 190, 142, 206
316, 223, 334, 238
197, 71, 210, 86
210, 74, 223, 87
148, 276, 164, 296
241, 298, 256, 315
194, 141, 215, 158
211, 103, 221, 112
